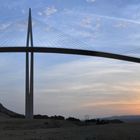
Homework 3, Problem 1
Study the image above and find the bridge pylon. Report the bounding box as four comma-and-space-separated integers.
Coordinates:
25, 8, 34, 119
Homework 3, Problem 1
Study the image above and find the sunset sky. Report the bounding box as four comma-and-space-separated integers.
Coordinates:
1, 0, 140, 119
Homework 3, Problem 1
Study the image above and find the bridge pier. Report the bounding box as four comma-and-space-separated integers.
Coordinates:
25, 8, 34, 119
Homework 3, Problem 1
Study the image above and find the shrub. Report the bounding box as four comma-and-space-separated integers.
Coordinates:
66, 117, 81, 122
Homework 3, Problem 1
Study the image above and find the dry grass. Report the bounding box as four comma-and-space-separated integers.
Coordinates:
0, 119, 140, 140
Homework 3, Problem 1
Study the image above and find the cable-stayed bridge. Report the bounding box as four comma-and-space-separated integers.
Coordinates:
1, 9, 140, 119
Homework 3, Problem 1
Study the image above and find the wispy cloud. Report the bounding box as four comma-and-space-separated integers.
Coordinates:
38, 6, 58, 17
80, 16, 101, 30
32, 57, 140, 117
114, 21, 130, 28
81, 16, 92, 28
91, 13, 140, 25
0, 23, 11, 31
86, 0, 96, 3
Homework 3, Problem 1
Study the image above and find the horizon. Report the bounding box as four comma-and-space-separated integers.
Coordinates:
1, 0, 140, 119
0, 103, 140, 120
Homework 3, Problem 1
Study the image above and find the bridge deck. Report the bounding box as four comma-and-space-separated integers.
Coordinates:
0, 47, 140, 63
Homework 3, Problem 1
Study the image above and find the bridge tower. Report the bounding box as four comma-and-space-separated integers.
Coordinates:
25, 8, 34, 119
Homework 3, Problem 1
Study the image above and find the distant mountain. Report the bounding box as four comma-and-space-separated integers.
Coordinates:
0, 103, 24, 118
103, 115, 140, 122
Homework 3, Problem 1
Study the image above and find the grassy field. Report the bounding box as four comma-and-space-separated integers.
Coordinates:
0, 119, 140, 140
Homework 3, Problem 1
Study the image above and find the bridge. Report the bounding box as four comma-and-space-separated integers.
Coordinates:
1, 9, 140, 119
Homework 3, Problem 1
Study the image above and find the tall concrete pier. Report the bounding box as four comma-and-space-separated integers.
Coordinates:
25, 8, 34, 119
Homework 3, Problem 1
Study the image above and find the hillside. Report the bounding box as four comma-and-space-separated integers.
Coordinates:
0, 103, 24, 119
104, 115, 140, 122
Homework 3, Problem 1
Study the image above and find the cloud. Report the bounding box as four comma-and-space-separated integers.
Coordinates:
80, 16, 101, 29
69, 16, 101, 40
21, 9, 26, 14
36, 57, 140, 97
0, 23, 11, 31
38, 6, 58, 17
0, 20, 29, 33
1, 54, 140, 117
86, 0, 96, 3
81, 16, 92, 28
33, 57, 140, 117
14, 21, 27, 31
114, 21, 129, 28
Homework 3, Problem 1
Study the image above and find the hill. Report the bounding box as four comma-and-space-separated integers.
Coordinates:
0, 103, 24, 119
104, 115, 140, 122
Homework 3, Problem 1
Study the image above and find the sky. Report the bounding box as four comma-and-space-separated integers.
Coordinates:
1, 0, 140, 119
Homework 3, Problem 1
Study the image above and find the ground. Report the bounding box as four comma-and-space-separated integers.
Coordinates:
0, 119, 140, 140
